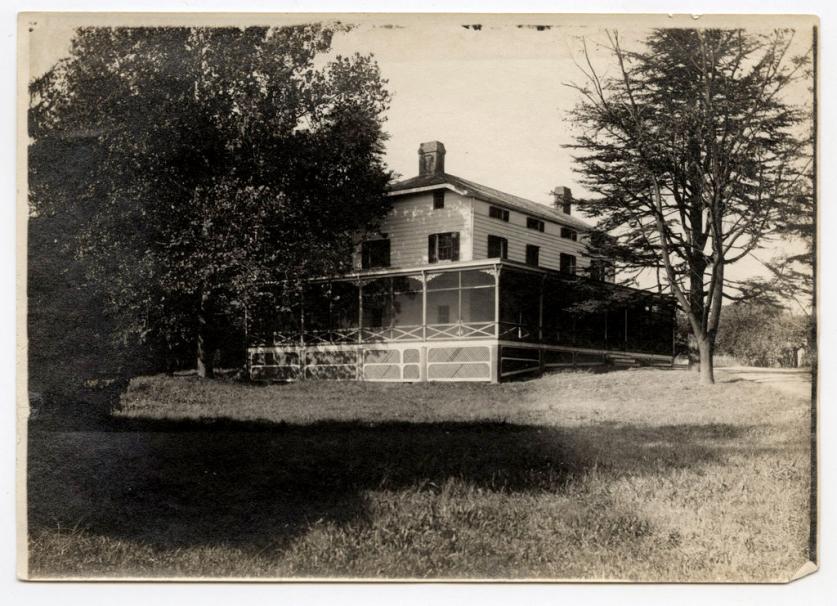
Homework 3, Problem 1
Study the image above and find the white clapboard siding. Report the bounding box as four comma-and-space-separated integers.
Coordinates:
356, 190, 473, 269
470, 199, 591, 271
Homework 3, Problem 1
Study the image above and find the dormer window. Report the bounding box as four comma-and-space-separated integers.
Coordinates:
489, 206, 509, 222
433, 190, 445, 209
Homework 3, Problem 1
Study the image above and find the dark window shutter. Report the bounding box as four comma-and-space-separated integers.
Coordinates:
383, 240, 391, 267
428, 234, 437, 263
451, 232, 460, 261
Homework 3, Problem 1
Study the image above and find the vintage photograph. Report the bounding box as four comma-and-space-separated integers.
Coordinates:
18, 12, 817, 581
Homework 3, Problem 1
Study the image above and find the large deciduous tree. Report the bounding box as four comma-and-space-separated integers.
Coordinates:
567, 28, 812, 384
29, 25, 392, 378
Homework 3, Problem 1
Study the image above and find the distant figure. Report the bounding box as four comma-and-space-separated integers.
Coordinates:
796, 346, 808, 368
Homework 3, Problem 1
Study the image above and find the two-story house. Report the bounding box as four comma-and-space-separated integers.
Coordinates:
247, 141, 674, 382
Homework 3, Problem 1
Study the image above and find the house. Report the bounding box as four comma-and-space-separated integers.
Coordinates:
246, 141, 675, 382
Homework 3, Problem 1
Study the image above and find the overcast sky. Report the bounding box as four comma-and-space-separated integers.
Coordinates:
25, 14, 815, 289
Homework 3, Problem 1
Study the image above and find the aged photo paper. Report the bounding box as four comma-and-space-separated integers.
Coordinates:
17, 12, 818, 581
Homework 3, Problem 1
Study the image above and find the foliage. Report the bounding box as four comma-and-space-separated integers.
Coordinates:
567, 28, 813, 383
28, 25, 392, 377
715, 303, 809, 367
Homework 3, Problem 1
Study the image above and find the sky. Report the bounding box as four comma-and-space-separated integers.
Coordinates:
24, 13, 816, 292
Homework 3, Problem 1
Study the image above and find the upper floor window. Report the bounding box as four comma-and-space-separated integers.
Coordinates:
589, 259, 614, 282
433, 190, 445, 209
489, 206, 510, 222
361, 239, 391, 269
428, 232, 460, 263
560, 253, 577, 275
526, 217, 545, 232
487, 235, 508, 259
560, 226, 578, 241
526, 244, 540, 267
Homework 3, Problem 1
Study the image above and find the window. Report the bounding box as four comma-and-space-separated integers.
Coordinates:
526, 217, 545, 232
433, 190, 445, 209
560, 253, 577, 275
589, 259, 614, 282
428, 232, 460, 263
526, 244, 540, 266
489, 206, 510, 222
560, 226, 578, 241
361, 239, 390, 269
487, 235, 508, 259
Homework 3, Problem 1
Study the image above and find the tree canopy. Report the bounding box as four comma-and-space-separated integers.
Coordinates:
567, 27, 813, 383
29, 25, 393, 377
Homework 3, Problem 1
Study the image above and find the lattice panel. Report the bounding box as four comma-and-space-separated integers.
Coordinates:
428, 346, 490, 363
403, 364, 420, 380
544, 350, 574, 365
500, 358, 540, 375
306, 350, 358, 365
306, 365, 358, 380
575, 352, 606, 364
250, 350, 300, 366
364, 349, 401, 364
428, 363, 491, 379
501, 347, 540, 361
403, 349, 420, 364
363, 364, 402, 380
250, 365, 300, 381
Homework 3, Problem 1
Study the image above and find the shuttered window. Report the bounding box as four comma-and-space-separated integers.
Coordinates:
487, 235, 508, 259
525, 245, 540, 266
560, 226, 578, 241
560, 253, 577, 275
428, 232, 460, 263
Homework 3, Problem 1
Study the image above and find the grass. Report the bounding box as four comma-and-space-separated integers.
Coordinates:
26, 368, 813, 581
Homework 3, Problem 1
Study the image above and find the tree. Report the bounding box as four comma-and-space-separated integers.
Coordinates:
715, 302, 808, 367
567, 28, 812, 384
29, 25, 392, 378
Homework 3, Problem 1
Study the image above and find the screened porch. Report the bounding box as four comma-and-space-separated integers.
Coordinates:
246, 261, 675, 357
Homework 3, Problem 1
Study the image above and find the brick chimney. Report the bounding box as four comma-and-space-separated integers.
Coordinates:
552, 186, 572, 215
418, 141, 446, 176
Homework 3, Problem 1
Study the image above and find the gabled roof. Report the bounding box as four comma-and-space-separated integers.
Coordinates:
388, 172, 593, 232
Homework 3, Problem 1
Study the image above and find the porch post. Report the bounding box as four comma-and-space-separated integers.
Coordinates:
538, 274, 545, 343
494, 264, 501, 339
357, 279, 363, 344
421, 270, 427, 341
624, 307, 628, 351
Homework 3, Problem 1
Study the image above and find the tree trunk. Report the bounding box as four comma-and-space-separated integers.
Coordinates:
687, 257, 706, 372
687, 333, 700, 371
197, 292, 215, 379
697, 333, 715, 385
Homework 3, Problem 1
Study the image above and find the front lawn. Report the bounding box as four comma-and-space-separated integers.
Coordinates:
26, 368, 813, 580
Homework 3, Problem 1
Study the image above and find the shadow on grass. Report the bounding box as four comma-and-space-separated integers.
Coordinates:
27, 412, 761, 574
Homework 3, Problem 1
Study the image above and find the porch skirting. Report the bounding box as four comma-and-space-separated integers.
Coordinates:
247, 340, 672, 383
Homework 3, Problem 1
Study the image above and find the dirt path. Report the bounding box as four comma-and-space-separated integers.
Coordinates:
717, 366, 814, 400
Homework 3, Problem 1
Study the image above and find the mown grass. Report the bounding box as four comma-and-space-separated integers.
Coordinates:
27, 368, 813, 581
